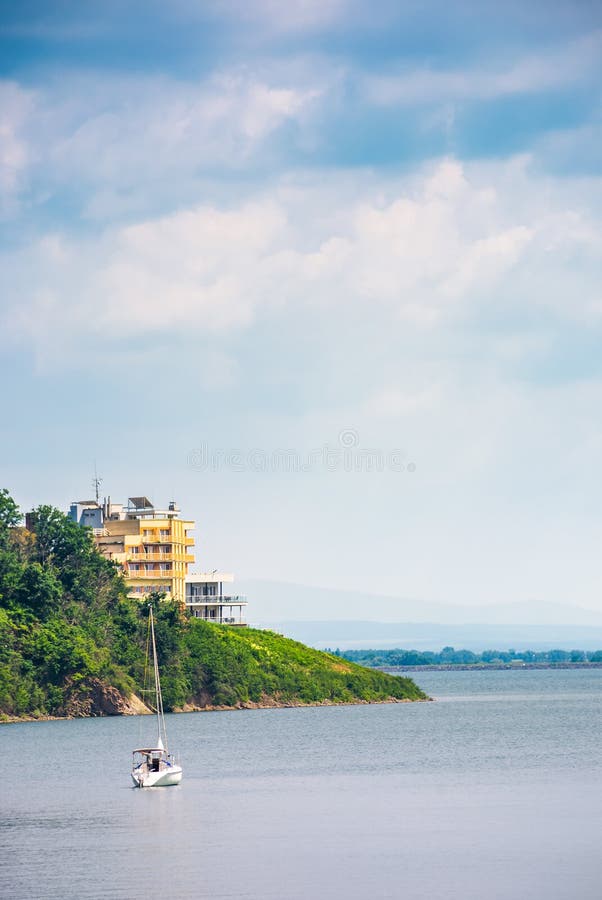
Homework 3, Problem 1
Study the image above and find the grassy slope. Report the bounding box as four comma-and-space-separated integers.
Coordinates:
178, 621, 428, 708
0, 609, 428, 721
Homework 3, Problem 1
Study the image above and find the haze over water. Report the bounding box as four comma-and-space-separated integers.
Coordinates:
2, 669, 600, 899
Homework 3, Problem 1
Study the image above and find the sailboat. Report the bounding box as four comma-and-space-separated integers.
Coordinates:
131, 607, 183, 787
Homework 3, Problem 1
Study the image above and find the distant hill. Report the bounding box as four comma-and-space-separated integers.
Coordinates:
239, 579, 602, 627
260, 620, 602, 652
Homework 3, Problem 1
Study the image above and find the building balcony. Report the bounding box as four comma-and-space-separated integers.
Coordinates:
140, 543, 192, 552
190, 611, 247, 625
128, 569, 174, 578
140, 535, 173, 544
127, 552, 174, 562
186, 595, 247, 605
127, 586, 173, 597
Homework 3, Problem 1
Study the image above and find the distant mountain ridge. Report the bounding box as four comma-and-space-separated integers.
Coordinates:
240, 579, 602, 626
258, 620, 602, 652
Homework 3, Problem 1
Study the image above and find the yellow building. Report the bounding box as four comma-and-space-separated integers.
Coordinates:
71, 496, 195, 605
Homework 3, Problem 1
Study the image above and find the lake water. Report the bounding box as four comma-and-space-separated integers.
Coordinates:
1, 669, 600, 899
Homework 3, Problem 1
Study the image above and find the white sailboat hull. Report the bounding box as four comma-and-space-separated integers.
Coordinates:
132, 764, 183, 788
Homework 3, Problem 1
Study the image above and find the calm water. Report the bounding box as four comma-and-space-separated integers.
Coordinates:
1, 669, 600, 900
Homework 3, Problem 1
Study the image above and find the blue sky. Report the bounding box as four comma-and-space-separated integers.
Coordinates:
1, 0, 601, 615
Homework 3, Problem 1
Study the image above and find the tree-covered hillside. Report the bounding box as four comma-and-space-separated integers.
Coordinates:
0, 489, 427, 719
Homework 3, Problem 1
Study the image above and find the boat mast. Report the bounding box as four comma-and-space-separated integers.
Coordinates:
149, 607, 168, 751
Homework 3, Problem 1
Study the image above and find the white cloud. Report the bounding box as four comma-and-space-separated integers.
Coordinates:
51, 72, 319, 180
364, 385, 442, 418
0, 69, 322, 223
0, 81, 35, 211
98, 199, 287, 334
2, 157, 600, 369
362, 31, 602, 106
213, 0, 349, 34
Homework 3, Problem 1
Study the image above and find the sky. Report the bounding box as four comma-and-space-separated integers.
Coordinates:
0, 0, 601, 615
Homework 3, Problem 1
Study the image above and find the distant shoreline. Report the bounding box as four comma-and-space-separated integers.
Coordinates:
380, 662, 602, 672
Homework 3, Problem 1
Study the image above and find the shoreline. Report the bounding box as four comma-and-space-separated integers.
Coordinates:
0, 694, 430, 725
177, 695, 430, 713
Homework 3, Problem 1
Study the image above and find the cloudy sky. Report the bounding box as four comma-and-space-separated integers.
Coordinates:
1, 0, 601, 613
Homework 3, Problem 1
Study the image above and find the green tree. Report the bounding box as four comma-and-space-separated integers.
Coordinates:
27, 505, 91, 566
0, 548, 24, 610
0, 488, 21, 549
16, 563, 62, 619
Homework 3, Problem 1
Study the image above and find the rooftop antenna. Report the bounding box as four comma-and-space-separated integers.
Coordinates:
92, 463, 103, 504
